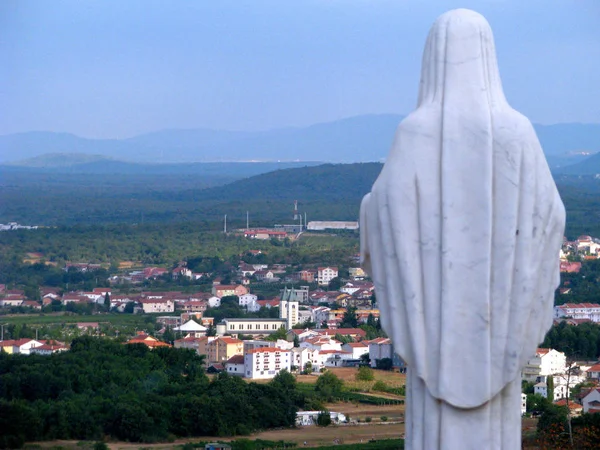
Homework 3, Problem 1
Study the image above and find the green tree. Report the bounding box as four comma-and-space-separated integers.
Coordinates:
315, 371, 344, 402
104, 293, 110, 310
316, 410, 332, 427
547, 375, 555, 401
340, 306, 358, 328
355, 366, 375, 381
293, 334, 300, 348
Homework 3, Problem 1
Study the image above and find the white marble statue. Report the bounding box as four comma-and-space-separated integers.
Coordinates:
360, 9, 565, 450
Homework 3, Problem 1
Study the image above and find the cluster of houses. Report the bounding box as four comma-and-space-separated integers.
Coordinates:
520, 347, 600, 416
169, 327, 399, 380
0, 338, 68, 355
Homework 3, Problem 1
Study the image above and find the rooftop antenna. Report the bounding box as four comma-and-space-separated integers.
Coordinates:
224, 214, 227, 234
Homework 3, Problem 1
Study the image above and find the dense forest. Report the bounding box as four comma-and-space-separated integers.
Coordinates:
0, 337, 305, 448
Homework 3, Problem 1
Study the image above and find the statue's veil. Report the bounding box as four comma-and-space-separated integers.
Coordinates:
360, 9, 565, 408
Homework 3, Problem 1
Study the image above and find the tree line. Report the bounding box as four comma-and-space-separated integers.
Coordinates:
0, 337, 304, 448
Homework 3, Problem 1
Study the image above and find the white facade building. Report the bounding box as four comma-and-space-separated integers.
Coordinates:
244, 347, 292, 379
368, 338, 393, 368
583, 388, 600, 413
139, 299, 174, 313
317, 267, 338, 286
238, 293, 258, 308
554, 303, 600, 322
291, 347, 320, 372
522, 348, 567, 382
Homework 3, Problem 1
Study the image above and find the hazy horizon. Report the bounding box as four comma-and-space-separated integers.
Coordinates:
2, 0, 599, 139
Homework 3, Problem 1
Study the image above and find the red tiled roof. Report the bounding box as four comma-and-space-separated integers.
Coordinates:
226, 355, 245, 364
217, 337, 243, 344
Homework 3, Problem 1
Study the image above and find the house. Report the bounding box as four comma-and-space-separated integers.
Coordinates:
125, 333, 171, 348
172, 267, 192, 279
177, 301, 208, 313
238, 293, 258, 308
317, 267, 338, 285
175, 336, 216, 356
212, 284, 248, 298
317, 328, 367, 341
255, 299, 280, 310
300, 336, 342, 352
0, 339, 43, 354
207, 296, 221, 308
522, 348, 567, 382
322, 350, 356, 367
173, 319, 207, 337
348, 267, 366, 279
280, 286, 310, 304
0, 296, 25, 307
582, 388, 600, 413
291, 347, 320, 372
587, 363, 600, 380
244, 347, 292, 379
21, 300, 42, 310
61, 293, 92, 304
225, 354, 245, 376
367, 337, 393, 368
554, 303, 600, 323
139, 298, 175, 313
533, 376, 571, 401
554, 399, 583, 417
254, 270, 278, 282
207, 337, 244, 363
560, 261, 582, 273
296, 269, 317, 283
30, 340, 69, 355
342, 342, 369, 359
286, 328, 320, 342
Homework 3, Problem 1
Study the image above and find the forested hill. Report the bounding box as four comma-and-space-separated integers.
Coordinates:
172, 163, 384, 202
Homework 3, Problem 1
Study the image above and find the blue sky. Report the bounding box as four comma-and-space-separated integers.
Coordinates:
1, 0, 599, 138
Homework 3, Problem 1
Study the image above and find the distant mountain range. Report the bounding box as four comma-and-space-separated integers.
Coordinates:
1, 114, 599, 171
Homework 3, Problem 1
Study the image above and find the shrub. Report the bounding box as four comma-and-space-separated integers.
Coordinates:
355, 366, 375, 381
380, 416, 388, 422
372, 380, 387, 391
365, 417, 372, 423
317, 411, 332, 427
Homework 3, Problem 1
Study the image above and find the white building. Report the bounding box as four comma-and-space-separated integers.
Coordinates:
342, 342, 369, 359
238, 293, 258, 308
296, 411, 347, 426
368, 337, 393, 368
582, 388, 600, 413
208, 296, 221, 308
554, 303, 600, 322
225, 354, 245, 376
522, 348, 567, 382
0, 339, 44, 354
317, 267, 338, 286
139, 299, 174, 313
533, 376, 571, 401
300, 336, 342, 352
217, 318, 287, 335
244, 347, 291, 379
291, 347, 320, 372
306, 221, 359, 231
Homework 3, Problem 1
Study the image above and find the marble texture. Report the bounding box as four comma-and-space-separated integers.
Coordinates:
360, 9, 565, 450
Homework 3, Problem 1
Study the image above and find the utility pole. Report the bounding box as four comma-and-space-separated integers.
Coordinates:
224, 215, 227, 234
246, 211, 249, 230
